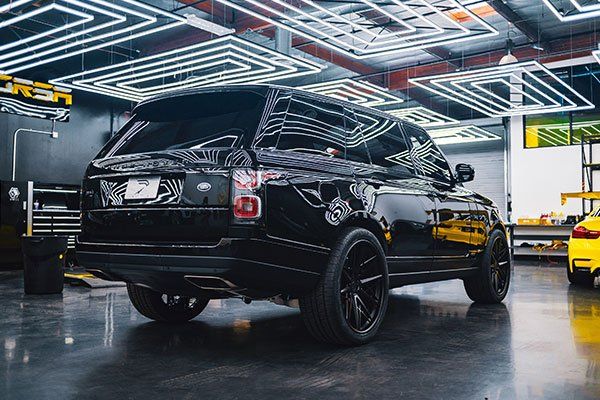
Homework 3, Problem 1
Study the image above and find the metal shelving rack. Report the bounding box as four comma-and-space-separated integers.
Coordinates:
580, 130, 600, 214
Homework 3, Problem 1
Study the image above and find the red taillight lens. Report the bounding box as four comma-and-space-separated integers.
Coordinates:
233, 195, 261, 219
572, 225, 600, 239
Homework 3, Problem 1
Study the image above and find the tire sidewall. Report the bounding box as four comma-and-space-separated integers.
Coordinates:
483, 230, 511, 302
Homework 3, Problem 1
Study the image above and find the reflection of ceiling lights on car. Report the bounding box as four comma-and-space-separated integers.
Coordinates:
409, 61, 594, 117
50, 36, 323, 102
299, 79, 403, 107
212, 0, 498, 59
0, 0, 224, 74
428, 125, 500, 145
385, 106, 458, 127
542, 0, 600, 21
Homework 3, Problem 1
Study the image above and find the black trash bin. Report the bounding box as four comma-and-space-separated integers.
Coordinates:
21, 236, 68, 294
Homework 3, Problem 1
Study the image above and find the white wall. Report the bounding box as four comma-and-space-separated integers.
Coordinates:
509, 116, 582, 220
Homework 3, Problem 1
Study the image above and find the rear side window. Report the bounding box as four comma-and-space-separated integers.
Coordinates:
403, 123, 452, 183
98, 91, 266, 158
253, 90, 290, 149
274, 95, 346, 159
353, 110, 414, 175
344, 107, 371, 164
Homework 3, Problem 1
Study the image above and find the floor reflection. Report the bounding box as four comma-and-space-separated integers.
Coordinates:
0, 265, 599, 399
569, 285, 600, 380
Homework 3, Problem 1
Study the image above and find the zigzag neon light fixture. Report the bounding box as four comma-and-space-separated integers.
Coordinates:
212, 0, 498, 59
299, 79, 403, 107
428, 125, 500, 145
0, 0, 213, 74
542, 0, 600, 21
385, 106, 458, 127
409, 61, 595, 117
50, 35, 323, 102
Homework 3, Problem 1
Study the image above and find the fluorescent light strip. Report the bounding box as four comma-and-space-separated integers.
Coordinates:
542, 0, 600, 21
409, 61, 595, 117
51, 36, 323, 102
428, 125, 501, 145
299, 79, 403, 107
0, 0, 223, 74
385, 106, 459, 127
213, 0, 498, 59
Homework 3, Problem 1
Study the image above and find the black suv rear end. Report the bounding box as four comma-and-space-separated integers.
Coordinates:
78, 87, 327, 297
78, 85, 509, 345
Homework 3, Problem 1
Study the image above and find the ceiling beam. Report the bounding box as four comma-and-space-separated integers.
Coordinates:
486, 0, 551, 52
422, 47, 462, 69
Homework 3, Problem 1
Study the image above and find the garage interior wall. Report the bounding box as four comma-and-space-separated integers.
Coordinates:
0, 93, 130, 185
509, 116, 582, 220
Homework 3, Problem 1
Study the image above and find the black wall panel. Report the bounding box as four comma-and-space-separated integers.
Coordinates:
0, 92, 130, 185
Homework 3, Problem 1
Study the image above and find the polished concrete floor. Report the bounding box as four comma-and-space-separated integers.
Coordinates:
1, 262, 599, 400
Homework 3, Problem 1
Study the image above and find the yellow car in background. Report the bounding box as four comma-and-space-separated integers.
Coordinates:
568, 207, 600, 287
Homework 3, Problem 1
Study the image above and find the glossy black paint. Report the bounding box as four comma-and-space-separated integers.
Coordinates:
77, 85, 505, 299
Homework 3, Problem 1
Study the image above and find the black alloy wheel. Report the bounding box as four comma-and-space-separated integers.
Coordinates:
127, 284, 210, 322
464, 229, 511, 304
340, 240, 386, 334
300, 227, 389, 345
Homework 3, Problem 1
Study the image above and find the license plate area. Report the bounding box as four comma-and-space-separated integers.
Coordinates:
124, 176, 161, 200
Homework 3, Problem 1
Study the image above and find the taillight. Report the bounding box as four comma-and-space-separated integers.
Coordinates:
572, 225, 600, 239
233, 195, 261, 219
233, 169, 260, 190
231, 169, 262, 223
230, 169, 281, 223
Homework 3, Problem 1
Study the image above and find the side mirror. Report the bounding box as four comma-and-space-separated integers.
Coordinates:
455, 163, 475, 183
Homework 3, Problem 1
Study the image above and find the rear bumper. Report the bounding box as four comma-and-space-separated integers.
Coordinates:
76, 237, 328, 298
568, 238, 600, 275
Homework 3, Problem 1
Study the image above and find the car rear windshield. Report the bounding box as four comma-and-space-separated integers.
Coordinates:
98, 90, 266, 158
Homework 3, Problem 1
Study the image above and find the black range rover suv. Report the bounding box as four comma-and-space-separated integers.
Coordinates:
78, 85, 510, 345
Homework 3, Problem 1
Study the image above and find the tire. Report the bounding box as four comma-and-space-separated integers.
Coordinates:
567, 266, 595, 287
463, 229, 511, 304
127, 284, 210, 322
299, 228, 389, 346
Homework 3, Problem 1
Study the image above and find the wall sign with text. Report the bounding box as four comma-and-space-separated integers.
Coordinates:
0, 75, 72, 122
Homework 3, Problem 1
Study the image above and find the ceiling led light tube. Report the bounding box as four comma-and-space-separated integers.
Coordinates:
385, 106, 458, 128
212, 0, 498, 59
184, 14, 235, 36
0, 0, 223, 74
299, 79, 403, 107
409, 61, 594, 117
50, 36, 323, 102
542, 0, 600, 21
427, 125, 501, 145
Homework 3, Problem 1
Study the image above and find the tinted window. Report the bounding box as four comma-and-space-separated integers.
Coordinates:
99, 91, 266, 158
275, 96, 346, 159
253, 90, 290, 149
354, 110, 414, 174
403, 124, 452, 182
344, 107, 371, 164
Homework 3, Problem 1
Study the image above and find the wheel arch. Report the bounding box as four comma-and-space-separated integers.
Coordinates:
335, 212, 389, 253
